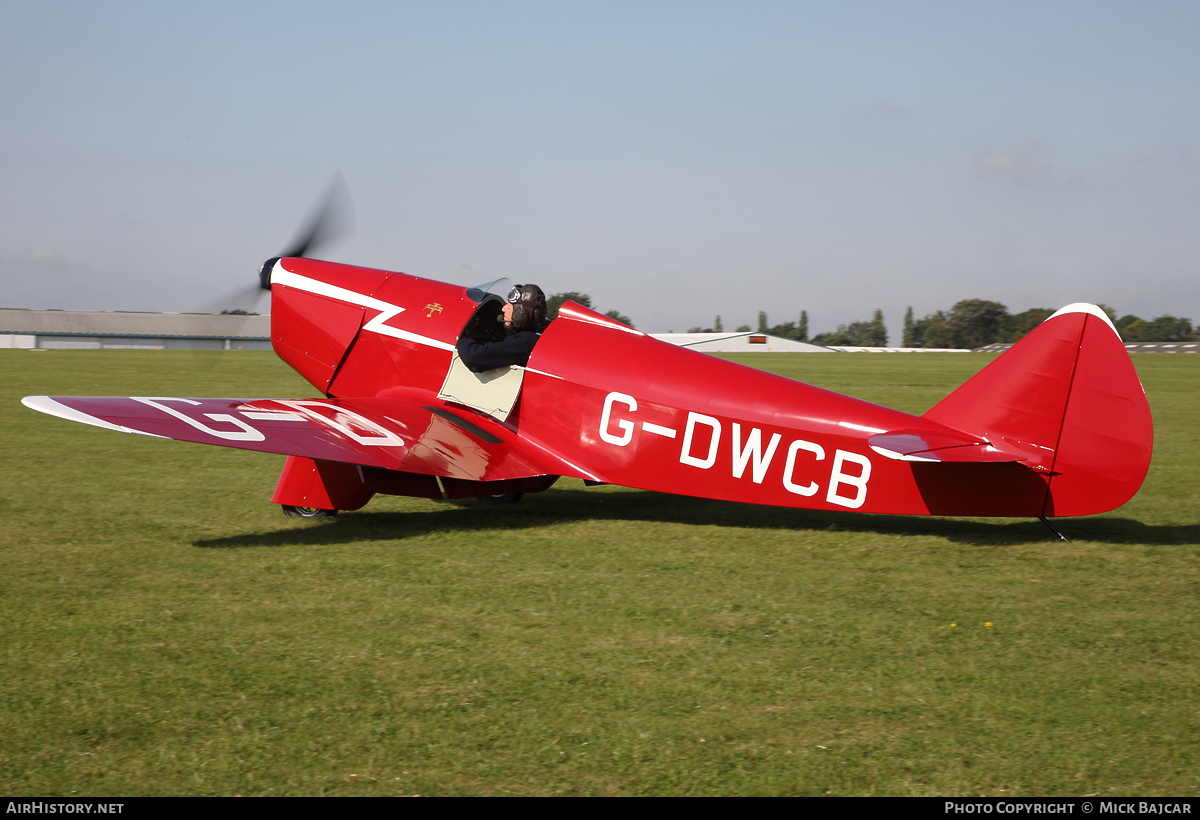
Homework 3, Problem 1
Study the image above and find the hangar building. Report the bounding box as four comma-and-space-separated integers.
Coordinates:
0, 309, 271, 350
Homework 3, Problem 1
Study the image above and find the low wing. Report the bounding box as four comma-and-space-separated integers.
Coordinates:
22, 395, 582, 483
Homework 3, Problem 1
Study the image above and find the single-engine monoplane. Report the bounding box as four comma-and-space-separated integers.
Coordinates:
22, 187, 1154, 535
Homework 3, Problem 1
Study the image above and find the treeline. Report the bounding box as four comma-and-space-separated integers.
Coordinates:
685, 300, 1197, 350
904, 300, 1048, 349
902, 300, 1198, 348
687, 310, 888, 346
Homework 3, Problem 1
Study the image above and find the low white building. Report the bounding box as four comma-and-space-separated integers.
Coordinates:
651, 332, 835, 353
0, 309, 272, 350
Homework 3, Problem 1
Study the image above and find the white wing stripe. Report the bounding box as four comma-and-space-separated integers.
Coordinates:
240, 411, 307, 421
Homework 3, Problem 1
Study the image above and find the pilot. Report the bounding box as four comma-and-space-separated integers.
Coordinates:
456, 284, 550, 373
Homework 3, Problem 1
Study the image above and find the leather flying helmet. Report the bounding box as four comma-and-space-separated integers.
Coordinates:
507, 284, 546, 332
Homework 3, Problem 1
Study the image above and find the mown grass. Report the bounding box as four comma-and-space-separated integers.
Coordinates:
1, 349, 1197, 796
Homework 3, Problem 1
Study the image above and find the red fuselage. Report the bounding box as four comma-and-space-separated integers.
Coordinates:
268, 257, 1149, 518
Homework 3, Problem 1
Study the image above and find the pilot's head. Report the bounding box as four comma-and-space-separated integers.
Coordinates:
504, 284, 546, 333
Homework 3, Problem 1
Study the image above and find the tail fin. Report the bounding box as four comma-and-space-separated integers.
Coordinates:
923, 304, 1153, 516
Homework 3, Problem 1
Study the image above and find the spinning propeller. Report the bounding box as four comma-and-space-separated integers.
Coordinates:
211, 172, 356, 314
259, 171, 356, 290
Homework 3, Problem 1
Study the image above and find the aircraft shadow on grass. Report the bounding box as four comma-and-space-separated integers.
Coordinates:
193, 487, 1200, 550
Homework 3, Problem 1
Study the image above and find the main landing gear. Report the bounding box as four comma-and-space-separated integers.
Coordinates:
476, 493, 524, 505
282, 505, 337, 521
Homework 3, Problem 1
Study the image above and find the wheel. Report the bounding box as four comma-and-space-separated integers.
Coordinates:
282, 505, 337, 520
476, 492, 524, 505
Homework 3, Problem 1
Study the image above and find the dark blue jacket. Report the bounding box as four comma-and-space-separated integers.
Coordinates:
456, 331, 541, 372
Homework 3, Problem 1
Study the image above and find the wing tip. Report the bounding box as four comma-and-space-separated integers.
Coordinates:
21, 395, 165, 437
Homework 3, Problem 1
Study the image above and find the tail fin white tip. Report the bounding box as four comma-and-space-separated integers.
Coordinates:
1047, 303, 1118, 335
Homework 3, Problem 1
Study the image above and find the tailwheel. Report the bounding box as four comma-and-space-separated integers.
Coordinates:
476, 493, 524, 505
282, 505, 337, 520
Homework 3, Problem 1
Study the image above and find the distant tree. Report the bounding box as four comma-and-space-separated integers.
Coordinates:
1115, 314, 1141, 338
921, 312, 958, 348
604, 309, 634, 328
1119, 314, 1195, 342
546, 292, 591, 320
810, 323, 859, 346
757, 311, 768, 333
871, 309, 888, 347
1000, 308, 1054, 342
906, 300, 1007, 349
798, 310, 808, 341
221, 309, 258, 315
1146, 315, 1195, 341
735, 324, 752, 332
945, 299, 1007, 349
714, 315, 723, 333
768, 321, 798, 339
908, 311, 947, 348
811, 309, 887, 347
903, 300, 1200, 348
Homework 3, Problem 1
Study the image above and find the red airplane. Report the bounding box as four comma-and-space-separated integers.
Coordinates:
21, 198, 1153, 539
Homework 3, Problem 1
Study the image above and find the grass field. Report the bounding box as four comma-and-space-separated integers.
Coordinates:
1, 349, 1197, 796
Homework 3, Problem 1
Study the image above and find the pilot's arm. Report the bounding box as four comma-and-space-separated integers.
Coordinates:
456, 331, 540, 373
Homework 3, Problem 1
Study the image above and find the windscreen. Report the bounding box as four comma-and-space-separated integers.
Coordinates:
465, 278, 513, 304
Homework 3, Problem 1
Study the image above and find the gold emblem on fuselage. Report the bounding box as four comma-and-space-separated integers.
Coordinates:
424, 303, 443, 317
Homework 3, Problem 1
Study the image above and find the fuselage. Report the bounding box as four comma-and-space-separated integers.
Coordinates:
269, 257, 1051, 517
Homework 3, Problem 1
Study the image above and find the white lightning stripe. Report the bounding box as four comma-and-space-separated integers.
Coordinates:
839, 421, 887, 434
21, 396, 168, 438
524, 367, 563, 380
363, 314, 455, 350
240, 411, 306, 421
641, 422, 677, 438
272, 268, 455, 351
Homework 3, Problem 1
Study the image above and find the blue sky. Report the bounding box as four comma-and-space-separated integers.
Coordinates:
2, 1, 1197, 336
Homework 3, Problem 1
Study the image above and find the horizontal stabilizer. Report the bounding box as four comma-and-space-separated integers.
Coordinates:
868, 428, 1022, 463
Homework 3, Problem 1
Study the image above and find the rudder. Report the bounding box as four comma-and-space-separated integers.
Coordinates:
923, 304, 1152, 516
